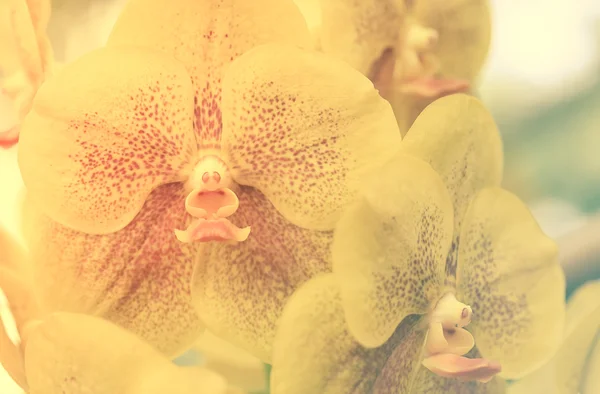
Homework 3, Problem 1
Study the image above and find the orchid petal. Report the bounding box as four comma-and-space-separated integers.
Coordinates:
21, 183, 204, 357
318, 0, 402, 75
18, 47, 196, 235
456, 187, 565, 379
509, 280, 600, 394
107, 0, 312, 145
271, 274, 415, 394
194, 331, 267, 393
412, 0, 491, 82
332, 154, 453, 347
192, 186, 332, 362
0, 225, 38, 389
221, 43, 402, 231
401, 94, 503, 280
24, 312, 229, 394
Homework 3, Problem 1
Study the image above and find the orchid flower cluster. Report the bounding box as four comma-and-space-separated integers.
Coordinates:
0, 0, 577, 393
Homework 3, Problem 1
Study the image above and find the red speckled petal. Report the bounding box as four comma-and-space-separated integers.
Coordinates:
21, 183, 204, 358
456, 187, 565, 379
106, 0, 312, 146
271, 275, 421, 394
221, 44, 402, 231
331, 154, 453, 348
18, 47, 197, 235
25, 313, 229, 394
192, 186, 333, 362
401, 94, 503, 281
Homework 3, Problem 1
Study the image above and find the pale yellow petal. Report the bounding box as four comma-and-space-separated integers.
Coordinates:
319, 0, 402, 75
24, 312, 228, 394
271, 274, 420, 394
401, 94, 503, 280
194, 331, 266, 393
18, 47, 196, 235
332, 154, 453, 347
413, 0, 491, 82
192, 187, 332, 363
107, 0, 312, 145
221, 43, 402, 231
582, 334, 600, 394
509, 280, 600, 394
0, 288, 27, 390
456, 187, 565, 379
22, 184, 204, 358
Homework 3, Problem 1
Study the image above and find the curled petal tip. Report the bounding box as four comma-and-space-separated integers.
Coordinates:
175, 219, 250, 244
422, 353, 501, 383
400, 78, 470, 99
0, 126, 19, 149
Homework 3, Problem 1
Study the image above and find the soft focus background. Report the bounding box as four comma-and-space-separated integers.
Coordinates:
1, 0, 600, 392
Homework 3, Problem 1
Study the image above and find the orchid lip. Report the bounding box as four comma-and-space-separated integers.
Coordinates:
174, 218, 250, 243
175, 155, 251, 243
422, 293, 501, 382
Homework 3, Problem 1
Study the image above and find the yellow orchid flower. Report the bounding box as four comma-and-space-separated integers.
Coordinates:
16, 0, 402, 362
271, 94, 566, 393
509, 280, 600, 394
0, 0, 54, 148
296, 0, 491, 134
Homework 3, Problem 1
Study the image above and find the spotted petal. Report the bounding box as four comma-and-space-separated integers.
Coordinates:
412, 0, 491, 82
332, 154, 453, 347
401, 94, 503, 279
21, 183, 204, 357
107, 0, 312, 145
221, 43, 402, 231
192, 187, 332, 362
18, 47, 196, 235
271, 274, 417, 394
318, 0, 402, 75
509, 280, 600, 394
25, 312, 229, 394
456, 187, 565, 379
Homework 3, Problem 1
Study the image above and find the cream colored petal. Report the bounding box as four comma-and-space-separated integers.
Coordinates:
107, 0, 311, 145
456, 187, 565, 379
194, 331, 266, 393
332, 154, 453, 348
401, 94, 503, 280
271, 274, 420, 394
0, 302, 27, 389
24, 312, 228, 394
21, 183, 204, 358
413, 0, 491, 82
582, 334, 600, 394
192, 186, 332, 363
18, 47, 196, 235
222, 43, 401, 231
318, 0, 402, 75
509, 280, 600, 394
